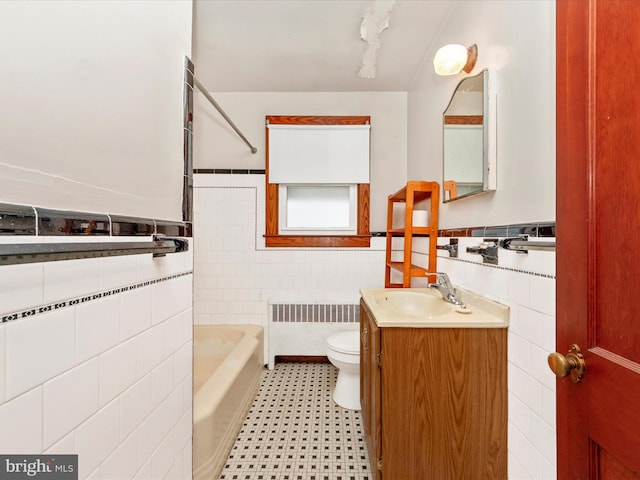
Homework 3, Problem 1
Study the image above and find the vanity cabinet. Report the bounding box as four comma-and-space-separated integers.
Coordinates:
385, 181, 439, 288
360, 299, 381, 474
359, 298, 507, 479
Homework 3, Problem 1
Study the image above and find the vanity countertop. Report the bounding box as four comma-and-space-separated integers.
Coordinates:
359, 287, 509, 328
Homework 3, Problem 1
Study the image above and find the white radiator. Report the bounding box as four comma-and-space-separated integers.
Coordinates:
267, 302, 359, 369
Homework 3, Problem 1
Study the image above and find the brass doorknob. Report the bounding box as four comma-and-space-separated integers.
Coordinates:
548, 344, 586, 383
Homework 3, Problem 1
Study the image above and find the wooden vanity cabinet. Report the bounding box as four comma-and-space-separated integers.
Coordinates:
359, 299, 508, 479
360, 299, 381, 476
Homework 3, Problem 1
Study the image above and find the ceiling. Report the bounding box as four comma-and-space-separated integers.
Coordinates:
192, 0, 455, 93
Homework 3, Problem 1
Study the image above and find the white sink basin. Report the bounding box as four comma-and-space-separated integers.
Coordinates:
371, 290, 452, 318
360, 287, 509, 328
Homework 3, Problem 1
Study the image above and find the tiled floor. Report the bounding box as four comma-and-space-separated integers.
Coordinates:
219, 363, 372, 480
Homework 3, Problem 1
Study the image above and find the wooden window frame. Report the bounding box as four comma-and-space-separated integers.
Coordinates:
444, 115, 483, 125
265, 115, 371, 248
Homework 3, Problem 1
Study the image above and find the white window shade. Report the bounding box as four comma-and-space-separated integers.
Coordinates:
267, 124, 370, 184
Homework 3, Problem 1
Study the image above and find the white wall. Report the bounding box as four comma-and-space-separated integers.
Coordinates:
407, 1, 557, 478
193, 92, 407, 231
0, 2, 194, 479
408, 0, 555, 229
0, 1, 192, 220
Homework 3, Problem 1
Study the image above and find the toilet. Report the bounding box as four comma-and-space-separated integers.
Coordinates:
326, 330, 361, 410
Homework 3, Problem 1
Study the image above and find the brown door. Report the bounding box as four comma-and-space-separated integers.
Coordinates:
557, 0, 640, 477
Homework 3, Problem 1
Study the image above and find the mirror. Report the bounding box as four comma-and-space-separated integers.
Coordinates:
442, 68, 496, 202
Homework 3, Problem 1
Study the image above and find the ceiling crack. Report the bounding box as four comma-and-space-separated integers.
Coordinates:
358, 0, 396, 79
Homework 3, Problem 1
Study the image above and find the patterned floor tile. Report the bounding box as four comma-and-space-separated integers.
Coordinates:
219, 363, 372, 480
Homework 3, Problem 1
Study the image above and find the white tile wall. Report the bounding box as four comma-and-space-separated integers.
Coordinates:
99, 432, 138, 480
100, 255, 140, 291
76, 296, 121, 363
193, 174, 386, 328
75, 398, 121, 479
5, 309, 76, 400
43, 358, 100, 449
120, 374, 153, 441
135, 396, 168, 469
152, 275, 193, 325
193, 173, 557, 479
173, 343, 192, 388
133, 459, 152, 480
137, 325, 165, 379
0, 386, 43, 453
0, 242, 193, 480
45, 430, 76, 455
151, 357, 174, 408
121, 288, 153, 340
99, 338, 137, 406
0, 262, 44, 314
43, 257, 102, 304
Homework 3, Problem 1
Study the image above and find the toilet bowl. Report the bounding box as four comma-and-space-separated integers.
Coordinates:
326, 330, 361, 410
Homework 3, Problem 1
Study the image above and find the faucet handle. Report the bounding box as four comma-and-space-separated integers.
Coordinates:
423, 272, 465, 306
424, 272, 453, 288
436, 239, 458, 258
466, 238, 499, 265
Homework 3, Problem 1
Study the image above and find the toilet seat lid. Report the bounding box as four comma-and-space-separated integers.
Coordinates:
327, 331, 360, 354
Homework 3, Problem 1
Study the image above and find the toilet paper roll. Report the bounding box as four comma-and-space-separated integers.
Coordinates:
412, 210, 429, 226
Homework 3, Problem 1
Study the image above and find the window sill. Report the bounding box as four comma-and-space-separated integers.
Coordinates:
264, 235, 371, 248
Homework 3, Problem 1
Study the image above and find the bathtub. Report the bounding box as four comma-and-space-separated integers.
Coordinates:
193, 325, 264, 480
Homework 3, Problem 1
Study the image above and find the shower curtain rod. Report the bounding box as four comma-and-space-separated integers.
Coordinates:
193, 76, 258, 154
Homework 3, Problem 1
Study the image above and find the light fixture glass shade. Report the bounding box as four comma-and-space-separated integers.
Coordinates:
433, 44, 470, 76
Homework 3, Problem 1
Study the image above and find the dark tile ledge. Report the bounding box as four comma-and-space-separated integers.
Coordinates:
0, 203, 191, 237
194, 168, 265, 175
372, 222, 555, 239
439, 222, 555, 238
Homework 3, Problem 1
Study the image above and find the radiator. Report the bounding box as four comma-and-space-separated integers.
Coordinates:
267, 302, 359, 369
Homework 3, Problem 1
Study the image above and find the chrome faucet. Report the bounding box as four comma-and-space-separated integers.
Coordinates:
426, 272, 465, 306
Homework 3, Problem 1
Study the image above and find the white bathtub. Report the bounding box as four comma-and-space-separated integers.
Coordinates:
193, 325, 264, 480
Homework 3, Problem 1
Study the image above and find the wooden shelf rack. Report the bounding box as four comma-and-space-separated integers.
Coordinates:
384, 181, 439, 288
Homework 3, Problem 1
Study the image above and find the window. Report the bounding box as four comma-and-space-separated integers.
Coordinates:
265, 116, 371, 248
279, 184, 357, 234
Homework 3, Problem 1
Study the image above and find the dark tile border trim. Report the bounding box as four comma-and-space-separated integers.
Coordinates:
376, 222, 555, 240
38, 209, 110, 236
0, 204, 37, 235
1, 271, 193, 324
439, 222, 555, 238
193, 169, 266, 175
156, 220, 190, 237
111, 215, 155, 236
0, 203, 192, 237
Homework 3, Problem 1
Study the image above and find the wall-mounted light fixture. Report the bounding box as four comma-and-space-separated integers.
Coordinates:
433, 44, 478, 76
